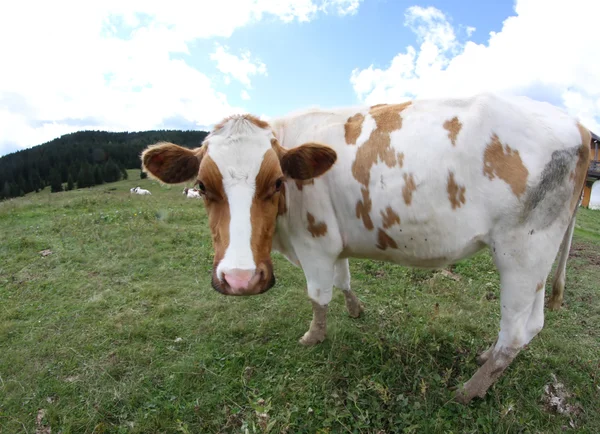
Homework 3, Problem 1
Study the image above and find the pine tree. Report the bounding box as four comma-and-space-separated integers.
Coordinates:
103, 160, 122, 183
94, 166, 104, 185
77, 162, 94, 189
2, 181, 9, 199
49, 168, 63, 193
66, 174, 74, 191
10, 182, 19, 197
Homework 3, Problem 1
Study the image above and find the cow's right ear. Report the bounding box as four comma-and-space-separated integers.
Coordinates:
141, 142, 206, 184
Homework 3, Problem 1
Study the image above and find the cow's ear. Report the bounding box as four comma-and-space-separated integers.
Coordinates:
279, 142, 337, 181
142, 142, 206, 184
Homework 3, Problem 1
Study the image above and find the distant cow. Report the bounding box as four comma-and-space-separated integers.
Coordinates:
141, 93, 591, 404
130, 186, 151, 195
183, 187, 202, 198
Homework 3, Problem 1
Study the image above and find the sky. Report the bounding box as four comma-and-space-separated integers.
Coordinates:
1, 0, 599, 158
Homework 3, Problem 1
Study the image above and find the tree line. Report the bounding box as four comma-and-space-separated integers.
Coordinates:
0, 129, 208, 201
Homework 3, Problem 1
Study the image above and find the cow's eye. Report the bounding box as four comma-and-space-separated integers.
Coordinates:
197, 182, 206, 193
275, 178, 283, 191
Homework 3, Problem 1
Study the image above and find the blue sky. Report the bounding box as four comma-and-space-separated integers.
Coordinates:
1, 0, 599, 157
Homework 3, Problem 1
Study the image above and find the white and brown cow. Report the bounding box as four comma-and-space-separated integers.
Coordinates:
141, 92, 591, 404
183, 187, 202, 198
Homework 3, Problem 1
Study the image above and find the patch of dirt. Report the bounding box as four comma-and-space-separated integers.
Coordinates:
542, 374, 582, 427
439, 269, 461, 281
35, 409, 51, 434
569, 243, 600, 265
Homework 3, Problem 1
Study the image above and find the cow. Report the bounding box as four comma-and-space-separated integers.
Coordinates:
183, 187, 202, 198
140, 92, 591, 404
130, 186, 151, 195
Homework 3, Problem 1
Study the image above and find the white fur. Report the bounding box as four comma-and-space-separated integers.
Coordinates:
207, 117, 275, 279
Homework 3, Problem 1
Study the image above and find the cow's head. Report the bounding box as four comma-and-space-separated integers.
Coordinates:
141, 114, 336, 296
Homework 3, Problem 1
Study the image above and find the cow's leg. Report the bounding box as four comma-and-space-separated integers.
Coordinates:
548, 214, 576, 310
299, 259, 335, 346
334, 258, 364, 318
455, 227, 562, 404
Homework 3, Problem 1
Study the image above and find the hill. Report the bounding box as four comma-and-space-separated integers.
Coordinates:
0, 129, 208, 201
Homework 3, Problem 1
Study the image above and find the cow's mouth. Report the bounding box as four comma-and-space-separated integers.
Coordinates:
210, 266, 276, 296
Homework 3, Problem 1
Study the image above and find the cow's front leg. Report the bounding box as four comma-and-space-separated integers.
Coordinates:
299, 260, 335, 346
334, 258, 364, 318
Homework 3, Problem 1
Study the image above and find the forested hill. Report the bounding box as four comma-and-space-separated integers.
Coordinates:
0, 129, 208, 201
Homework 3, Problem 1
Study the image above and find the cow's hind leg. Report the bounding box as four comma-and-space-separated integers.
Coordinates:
455, 226, 563, 404
334, 258, 364, 318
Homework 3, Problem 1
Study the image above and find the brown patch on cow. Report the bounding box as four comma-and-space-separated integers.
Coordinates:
447, 171, 466, 209
142, 142, 206, 184
483, 133, 529, 198
247, 149, 285, 287
397, 152, 404, 168
381, 206, 400, 229
344, 113, 365, 145
351, 102, 411, 187
371, 102, 411, 132
307, 212, 327, 237
376, 228, 398, 250
402, 173, 417, 205
536, 281, 544, 292
444, 116, 462, 146
197, 155, 230, 268
278, 182, 287, 215
349, 103, 412, 229
570, 124, 592, 213
295, 179, 315, 191
356, 187, 374, 230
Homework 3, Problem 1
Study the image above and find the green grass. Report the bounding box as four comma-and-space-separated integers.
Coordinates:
1, 171, 599, 433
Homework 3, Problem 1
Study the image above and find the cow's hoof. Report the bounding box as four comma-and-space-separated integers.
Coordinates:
347, 300, 364, 318
476, 353, 489, 366
299, 330, 326, 346
453, 386, 474, 405
547, 298, 563, 311
344, 292, 364, 318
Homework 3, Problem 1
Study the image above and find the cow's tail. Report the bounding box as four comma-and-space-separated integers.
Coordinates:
548, 209, 577, 310
548, 123, 592, 310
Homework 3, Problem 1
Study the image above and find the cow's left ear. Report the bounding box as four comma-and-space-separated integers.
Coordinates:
142, 142, 206, 184
279, 142, 337, 181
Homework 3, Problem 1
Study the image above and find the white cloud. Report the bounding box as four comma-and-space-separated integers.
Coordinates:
350, 0, 600, 133
210, 44, 267, 89
241, 90, 251, 100
0, 0, 363, 156
465, 26, 476, 37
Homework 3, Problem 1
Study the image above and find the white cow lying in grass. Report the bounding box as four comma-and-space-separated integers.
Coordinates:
183, 187, 202, 198
130, 186, 151, 195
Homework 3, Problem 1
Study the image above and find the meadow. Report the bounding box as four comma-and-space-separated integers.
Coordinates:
1, 171, 599, 433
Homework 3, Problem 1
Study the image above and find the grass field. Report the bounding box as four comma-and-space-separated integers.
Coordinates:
1, 171, 599, 433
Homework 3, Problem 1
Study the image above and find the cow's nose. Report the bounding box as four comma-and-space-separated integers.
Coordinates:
223, 269, 254, 291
